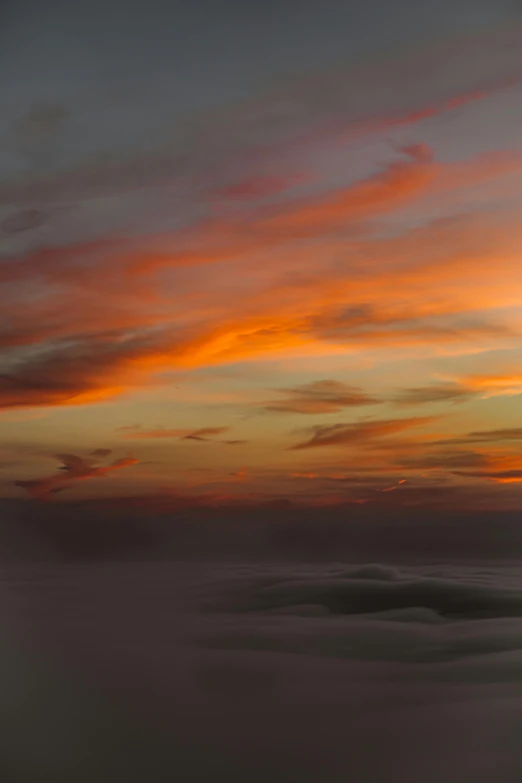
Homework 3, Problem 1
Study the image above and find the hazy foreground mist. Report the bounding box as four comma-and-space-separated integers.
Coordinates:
1, 501, 521, 782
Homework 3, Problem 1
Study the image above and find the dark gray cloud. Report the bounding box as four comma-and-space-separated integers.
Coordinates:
120, 425, 235, 442
397, 450, 490, 470
1, 208, 46, 235
464, 428, 522, 442
0, 328, 170, 408
453, 469, 522, 482
181, 427, 230, 441
290, 416, 435, 449
246, 571, 522, 620
391, 383, 476, 406
90, 448, 112, 458
221, 439, 249, 446
436, 428, 522, 445
15, 451, 137, 500
263, 380, 380, 414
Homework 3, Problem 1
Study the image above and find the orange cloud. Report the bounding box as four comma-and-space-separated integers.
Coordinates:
291, 417, 436, 450
452, 454, 522, 484
2, 140, 522, 411
15, 453, 138, 501
261, 380, 380, 414
391, 383, 478, 407
460, 373, 522, 398
121, 426, 230, 441
392, 372, 522, 407
255, 144, 435, 234
127, 145, 522, 283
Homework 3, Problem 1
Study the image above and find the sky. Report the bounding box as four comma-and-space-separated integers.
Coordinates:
1, 0, 522, 512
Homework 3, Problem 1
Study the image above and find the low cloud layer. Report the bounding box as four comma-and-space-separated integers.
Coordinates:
3, 555, 522, 782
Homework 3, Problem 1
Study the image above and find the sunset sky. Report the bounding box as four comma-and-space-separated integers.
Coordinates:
1, 0, 522, 511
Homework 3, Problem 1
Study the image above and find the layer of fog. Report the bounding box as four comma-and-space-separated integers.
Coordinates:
1, 558, 522, 781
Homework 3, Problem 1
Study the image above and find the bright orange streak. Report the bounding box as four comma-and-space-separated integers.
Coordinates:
2, 148, 522, 409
